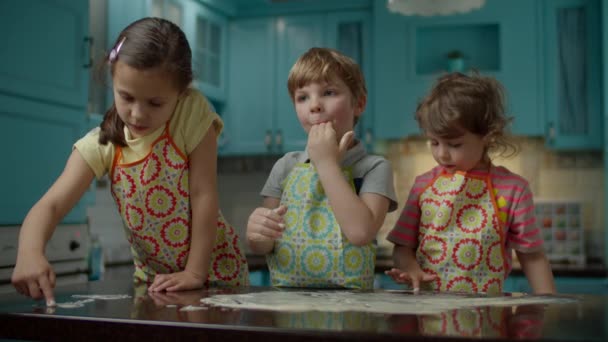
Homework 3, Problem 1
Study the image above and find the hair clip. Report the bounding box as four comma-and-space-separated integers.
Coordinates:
108, 37, 126, 64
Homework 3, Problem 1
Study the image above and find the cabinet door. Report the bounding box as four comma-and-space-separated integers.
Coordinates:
0, 0, 90, 108
372, 0, 541, 139
543, 0, 602, 150
275, 15, 327, 153
222, 18, 276, 155
0, 0, 90, 224
327, 11, 374, 150
191, 5, 228, 101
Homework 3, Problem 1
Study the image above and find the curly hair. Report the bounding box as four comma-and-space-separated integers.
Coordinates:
415, 71, 517, 157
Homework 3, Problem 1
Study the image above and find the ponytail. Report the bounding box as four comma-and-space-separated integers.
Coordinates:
99, 103, 127, 147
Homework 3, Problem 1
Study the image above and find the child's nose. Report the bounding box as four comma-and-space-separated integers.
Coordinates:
309, 97, 321, 112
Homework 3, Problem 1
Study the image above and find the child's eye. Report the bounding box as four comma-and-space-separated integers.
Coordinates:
149, 101, 163, 108
296, 95, 308, 102
449, 143, 463, 148
120, 94, 133, 102
429, 140, 439, 146
324, 89, 336, 96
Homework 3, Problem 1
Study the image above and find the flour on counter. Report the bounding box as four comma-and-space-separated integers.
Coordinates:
48, 294, 131, 309
200, 291, 576, 314
72, 294, 131, 300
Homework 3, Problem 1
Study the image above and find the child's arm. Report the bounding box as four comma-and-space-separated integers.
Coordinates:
12, 150, 96, 305
516, 250, 556, 294
149, 128, 218, 292
386, 244, 437, 290
308, 123, 389, 246
246, 197, 286, 255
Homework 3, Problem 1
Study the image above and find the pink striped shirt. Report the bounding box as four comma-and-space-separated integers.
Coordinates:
388, 165, 544, 257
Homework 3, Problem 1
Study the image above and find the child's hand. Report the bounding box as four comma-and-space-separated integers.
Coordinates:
11, 253, 56, 306
148, 269, 205, 292
385, 267, 438, 292
246, 205, 287, 243
307, 122, 354, 167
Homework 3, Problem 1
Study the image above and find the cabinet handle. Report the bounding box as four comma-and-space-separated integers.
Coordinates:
264, 130, 272, 150
83, 36, 93, 68
547, 122, 555, 144
275, 130, 283, 148
364, 128, 373, 145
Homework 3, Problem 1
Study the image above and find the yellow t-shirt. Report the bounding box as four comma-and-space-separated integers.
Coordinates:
74, 89, 222, 179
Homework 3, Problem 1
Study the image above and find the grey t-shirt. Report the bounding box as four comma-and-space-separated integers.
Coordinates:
260, 142, 398, 212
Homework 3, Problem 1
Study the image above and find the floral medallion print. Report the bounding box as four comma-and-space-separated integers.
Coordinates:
420, 198, 453, 232
302, 245, 332, 277
176, 249, 188, 269
446, 275, 478, 293
452, 308, 482, 336
487, 307, 507, 332
465, 179, 487, 200
431, 175, 466, 196
160, 217, 190, 247
138, 234, 161, 257
282, 204, 299, 237
420, 313, 447, 334
452, 238, 482, 271
125, 203, 144, 231
140, 153, 161, 186
212, 253, 240, 281
419, 235, 448, 264
303, 206, 333, 239
274, 243, 295, 273
145, 184, 176, 218
162, 141, 185, 169
117, 169, 136, 198
485, 241, 504, 273
177, 167, 189, 198
344, 245, 364, 276
482, 278, 502, 294
145, 257, 175, 274
456, 204, 487, 234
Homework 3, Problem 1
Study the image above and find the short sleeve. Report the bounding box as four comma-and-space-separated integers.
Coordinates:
73, 127, 114, 179
505, 182, 544, 253
260, 152, 301, 199
387, 169, 438, 248
170, 89, 224, 156
358, 158, 398, 212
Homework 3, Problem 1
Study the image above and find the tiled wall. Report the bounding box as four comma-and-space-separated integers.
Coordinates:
378, 137, 605, 260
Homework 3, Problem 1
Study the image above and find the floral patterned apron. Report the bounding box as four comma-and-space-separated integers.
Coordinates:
266, 163, 375, 289
416, 171, 507, 294
110, 124, 249, 286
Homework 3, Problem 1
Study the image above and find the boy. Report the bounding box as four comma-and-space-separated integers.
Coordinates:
246, 47, 398, 289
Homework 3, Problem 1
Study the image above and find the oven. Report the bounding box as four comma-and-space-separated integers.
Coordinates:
0, 225, 90, 294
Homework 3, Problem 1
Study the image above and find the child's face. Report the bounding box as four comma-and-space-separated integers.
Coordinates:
427, 130, 488, 173
112, 61, 181, 139
293, 79, 363, 140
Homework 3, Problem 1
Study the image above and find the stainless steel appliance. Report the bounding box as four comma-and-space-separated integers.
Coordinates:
0, 225, 90, 294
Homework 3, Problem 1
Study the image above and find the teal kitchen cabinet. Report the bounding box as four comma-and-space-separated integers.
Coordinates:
222, 11, 371, 155
542, 0, 602, 150
372, 0, 543, 139
221, 17, 277, 155
0, 1, 90, 224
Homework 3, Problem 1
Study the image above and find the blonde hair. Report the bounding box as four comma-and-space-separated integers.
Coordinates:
415, 71, 517, 157
287, 47, 367, 108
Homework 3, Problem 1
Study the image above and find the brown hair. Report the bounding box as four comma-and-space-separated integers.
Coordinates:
99, 17, 192, 146
415, 71, 517, 157
287, 47, 366, 124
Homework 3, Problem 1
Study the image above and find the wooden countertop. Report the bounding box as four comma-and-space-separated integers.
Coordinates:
0, 278, 606, 341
